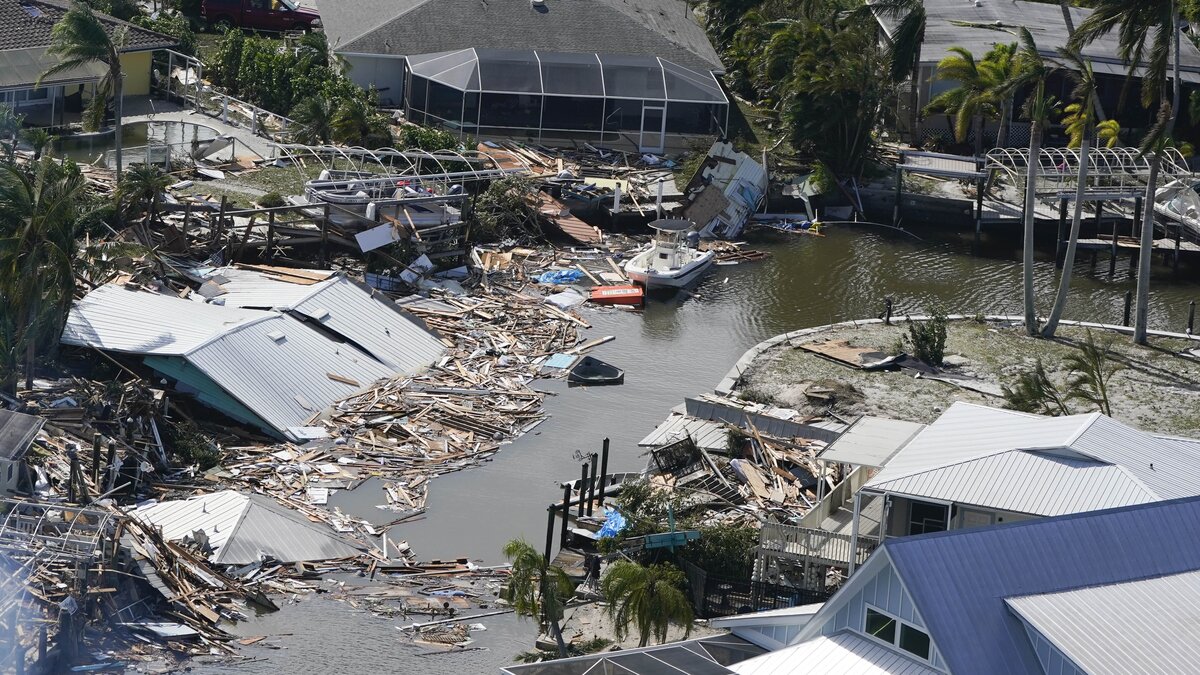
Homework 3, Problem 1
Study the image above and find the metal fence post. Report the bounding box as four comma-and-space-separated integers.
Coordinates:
222, 96, 229, 124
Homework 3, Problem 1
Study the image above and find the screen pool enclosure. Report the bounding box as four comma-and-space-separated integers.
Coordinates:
405, 48, 730, 150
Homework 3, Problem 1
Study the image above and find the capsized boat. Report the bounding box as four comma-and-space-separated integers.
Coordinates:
623, 219, 715, 289
1155, 179, 1200, 239
568, 356, 624, 385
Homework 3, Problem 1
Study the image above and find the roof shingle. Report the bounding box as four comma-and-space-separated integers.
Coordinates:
0, 0, 176, 53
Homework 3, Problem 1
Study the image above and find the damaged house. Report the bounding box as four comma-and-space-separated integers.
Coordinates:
61, 271, 446, 441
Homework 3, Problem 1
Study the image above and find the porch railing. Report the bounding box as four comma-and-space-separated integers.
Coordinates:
756, 522, 876, 568
153, 49, 293, 140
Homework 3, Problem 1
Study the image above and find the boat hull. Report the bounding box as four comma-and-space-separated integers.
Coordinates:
625, 253, 715, 289
589, 285, 645, 306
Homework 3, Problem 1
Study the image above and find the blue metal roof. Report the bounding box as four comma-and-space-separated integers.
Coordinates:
883, 496, 1200, 674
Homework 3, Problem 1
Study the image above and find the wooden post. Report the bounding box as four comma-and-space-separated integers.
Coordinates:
1188, 300, 1195, 335
91, 433, 101, 485
597, 438, 610, 503
1110, 203, 1120, 276
267, 210, 276, 262
1123, 290, 1133, 326
215, 195, 228, 248
320, 203, 330, 267
974, 160, 984, 248
586, 452, 598, 517
560, 483, 571, 549
577, 462, 588, 518
183, 201, 192, 244
544, 505, 556, 565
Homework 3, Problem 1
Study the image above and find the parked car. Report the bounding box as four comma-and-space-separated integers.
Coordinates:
201, 0, 321, 32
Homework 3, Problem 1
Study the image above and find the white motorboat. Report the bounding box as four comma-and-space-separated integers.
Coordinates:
623, 219, 715, 289
1154, 179, 1200, 239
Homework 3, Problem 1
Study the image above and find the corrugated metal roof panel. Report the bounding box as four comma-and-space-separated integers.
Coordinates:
639, 414, 730, 451
129, 491, 363, 565
130, 490, 248, 553
883, 496, 1200, 675
210, 269, 445, 374
874, 450, 1159, 516
1006, 569, 1200, 675
731, 631, 941, 675
0, 409, 44, 460
864, 403, 1200, 516
186, 314, 395, 435
62, 285, 268, 355
819, 417, 926, 469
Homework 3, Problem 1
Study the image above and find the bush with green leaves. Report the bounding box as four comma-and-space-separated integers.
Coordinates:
257, 191, 285, 208
133, 12, 197, 55
906, 308, 948, 366
209, 31, 361, 117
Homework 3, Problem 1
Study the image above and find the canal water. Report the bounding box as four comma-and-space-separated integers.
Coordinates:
192, 223, 1200, 674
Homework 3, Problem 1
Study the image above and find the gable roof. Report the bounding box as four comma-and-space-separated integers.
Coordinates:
199, 266, 445, 374
881, 496, 1200, 675
0, 0, 176, 53
732, 631, 940, 675
862, 402, 1200, 516
62, 285, 397, 439
875, 0, 1200, 82
323, 0, 722, 72
1005, 568, 1200, 675
130, 490, 364, 565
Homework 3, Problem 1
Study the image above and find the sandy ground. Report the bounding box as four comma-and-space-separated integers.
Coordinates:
554, 598, 720, 652
737, 319, 1200, 436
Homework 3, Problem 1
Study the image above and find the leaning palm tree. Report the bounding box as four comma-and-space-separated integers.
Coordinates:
601, 561, 693, 648
41, 1, 127, 178
1002, 28, 1058, 336
980, 43, 1019, 148
502, 539, 573, 658
1071, 0, 1181, 345
924, 47, 998, 156
1043, 48, 1104, 338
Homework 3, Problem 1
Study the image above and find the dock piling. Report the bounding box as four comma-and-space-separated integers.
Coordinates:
1123, 290, 1133, 326
1189, 300, 1195, 335
586, 453, 598, 516
544, 505, 556, 564
577, 462, 588, 518
560, 483, 571, 549
598, 438, 610, 503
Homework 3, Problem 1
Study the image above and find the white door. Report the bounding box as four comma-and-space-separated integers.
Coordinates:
640, 105, 666, 153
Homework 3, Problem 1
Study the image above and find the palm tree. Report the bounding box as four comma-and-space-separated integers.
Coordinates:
289, 96, 336, 146
982, 43, 1019, 148
116, 164, 172, 224
869, 0, 927, 144
502, 539, 573, 658
41, 1, 127, 179
1043, 48, 1104, 338
1071, 1, 1181, 345
20, 128, 55, 160
0, 159, 92, 390
924, 47, 1000, 156
1003, 28, 1058, 336
332, 98, 391, 147
0, 105, 22, 162
600, 561, 694, 648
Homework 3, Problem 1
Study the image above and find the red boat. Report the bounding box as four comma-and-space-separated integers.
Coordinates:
589, 285, 645, 306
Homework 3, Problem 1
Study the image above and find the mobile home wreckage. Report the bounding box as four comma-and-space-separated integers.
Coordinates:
60, 272, 446, 441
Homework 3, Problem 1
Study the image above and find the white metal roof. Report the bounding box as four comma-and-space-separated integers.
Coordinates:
731, 631, 941, 675
63, 285, 396, 436
130, 490, 363, 565
206, 267, 445, 374
639, 413, 730, 451
818, 417, 926, 468
62, 284, 268, 355
863, 403, 1200, 516
184, 313, 395, 434
1006, 569, 1200, 675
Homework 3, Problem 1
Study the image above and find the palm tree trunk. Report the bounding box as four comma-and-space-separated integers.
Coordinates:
1133, 153, 1161, 345
909, 40, 923, 145
996, 99, 1011, 148
1023, 123, 1043, 336
1043, 135, 1090, 337
113, 61, 123, 179
1059, 1, 1075, 35
549, 618, 569, 658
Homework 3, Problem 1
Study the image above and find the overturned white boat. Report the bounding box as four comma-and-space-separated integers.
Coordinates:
624, 219, 714, 289
1155, 179, 1200, 239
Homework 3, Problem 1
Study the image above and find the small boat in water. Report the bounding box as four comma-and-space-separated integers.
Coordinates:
589, 285, 645, 306
568, 356, 624, 385
624, 219, 715, 289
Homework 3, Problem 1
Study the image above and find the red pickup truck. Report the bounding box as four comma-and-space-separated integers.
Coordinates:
201, 0, 321, 32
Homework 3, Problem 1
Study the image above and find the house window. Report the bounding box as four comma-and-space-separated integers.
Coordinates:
864, 605, 932, 661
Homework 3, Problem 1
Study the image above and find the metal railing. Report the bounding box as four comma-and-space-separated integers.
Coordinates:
681, 559, 833, 619
153, 49, 293, 139
756, 522, 876, 568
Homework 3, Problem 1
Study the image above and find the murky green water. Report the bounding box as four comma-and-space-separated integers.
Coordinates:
52, 121, 217, 164
193, 222, 1200, 674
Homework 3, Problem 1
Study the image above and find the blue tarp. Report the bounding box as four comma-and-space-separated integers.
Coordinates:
537, 269, 584, 285
597, 508, 627, 539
